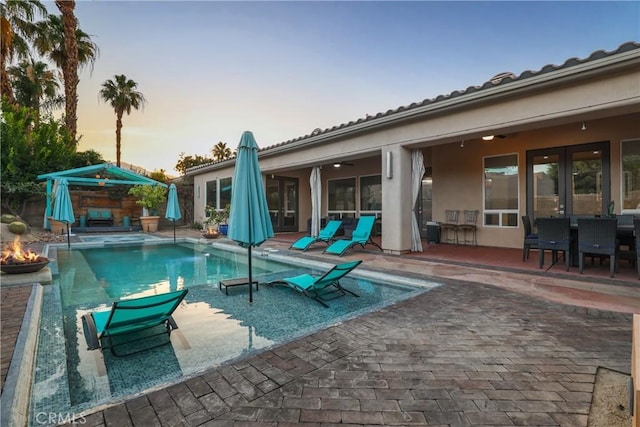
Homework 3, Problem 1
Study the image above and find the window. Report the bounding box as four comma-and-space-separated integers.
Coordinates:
205, 178, 232, 218
621, 139, 640, 212
220, 177, 232, 209
205, 180, 217, 217
484, 154, 518, 227
328, 177, 356, 218
360, 175, 382, 215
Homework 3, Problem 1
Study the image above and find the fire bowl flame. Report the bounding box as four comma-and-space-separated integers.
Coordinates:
1, 237, 50, 274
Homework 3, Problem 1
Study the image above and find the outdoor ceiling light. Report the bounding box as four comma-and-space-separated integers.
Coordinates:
482, 135, 495, 141
333, 163, 341, 168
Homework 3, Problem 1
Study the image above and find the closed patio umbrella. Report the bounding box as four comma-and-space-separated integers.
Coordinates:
52, 178, 75, 248
228, 131, 274, 303
165, 183, 182, 242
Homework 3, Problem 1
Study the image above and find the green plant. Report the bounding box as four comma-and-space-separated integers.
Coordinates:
1, 214, 17, 224
8, 221, 27, 234
128, 185, 166, 210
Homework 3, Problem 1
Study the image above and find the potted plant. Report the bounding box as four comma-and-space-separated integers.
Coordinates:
217, 204, 231, 236
128, 185, 167, 232
203, 205, 221, 238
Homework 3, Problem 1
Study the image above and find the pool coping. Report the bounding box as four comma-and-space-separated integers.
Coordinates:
1, 283, 43, 427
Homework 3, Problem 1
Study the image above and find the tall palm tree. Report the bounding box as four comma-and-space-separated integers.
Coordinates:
33, 12, 99, 140
0, 0, 47, 104
55, 0, 78, 140
7, 58, 62, 119
99, 74, 146, 167
211, 141, 232, 161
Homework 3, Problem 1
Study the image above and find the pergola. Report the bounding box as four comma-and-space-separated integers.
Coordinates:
37, 163, 167, 226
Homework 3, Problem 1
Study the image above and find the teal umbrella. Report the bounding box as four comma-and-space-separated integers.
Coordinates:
52, 178, 75, 248
165, 183, 181, 242
228, 131, 274, 302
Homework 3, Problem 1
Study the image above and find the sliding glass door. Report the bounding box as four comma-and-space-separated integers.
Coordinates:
526, 142, 610, 222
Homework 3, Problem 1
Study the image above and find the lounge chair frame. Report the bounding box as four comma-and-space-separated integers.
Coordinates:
323, 217, 381, 256
290, 220, 343, 251
270, 260, 362, 307
82, 289, 188, 356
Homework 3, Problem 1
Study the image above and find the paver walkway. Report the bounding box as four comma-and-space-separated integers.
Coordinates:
1, 229, 636, 426
70, 280, 631, 427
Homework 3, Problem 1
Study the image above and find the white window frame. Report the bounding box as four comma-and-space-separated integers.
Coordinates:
483, 153, 519, 228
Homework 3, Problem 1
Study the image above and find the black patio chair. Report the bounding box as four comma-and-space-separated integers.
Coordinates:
635, 218, 640, 279
577, 218, 618, 278
521, 215, 538, 261
537, 217, 573, 271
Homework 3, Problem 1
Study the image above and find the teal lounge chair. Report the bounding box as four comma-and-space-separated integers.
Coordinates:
271, 260, 362, 307
290, 220, 343, 251
82, 289, 188, 356
323, 216, 382, 256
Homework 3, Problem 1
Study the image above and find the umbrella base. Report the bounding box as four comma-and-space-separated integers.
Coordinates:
219, 278, 259, 295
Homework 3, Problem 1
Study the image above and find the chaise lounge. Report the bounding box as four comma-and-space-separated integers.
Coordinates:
290, 220, 343, 251
82, 289, 188, 356
269, 260, 362, 307
323, 216, 381, 256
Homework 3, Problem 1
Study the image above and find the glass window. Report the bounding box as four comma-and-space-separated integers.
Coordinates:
484, 154, 518, 227
328, 178, 356, 217
205, 180, 217, 217
360, 175, 382, 211
220, 177, 232, 209
622, 140, 640, 212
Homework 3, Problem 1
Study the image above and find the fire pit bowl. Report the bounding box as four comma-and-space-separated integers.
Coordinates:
1, 257, 50, 274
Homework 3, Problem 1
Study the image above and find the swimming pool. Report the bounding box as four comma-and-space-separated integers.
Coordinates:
28, 239, 438, 425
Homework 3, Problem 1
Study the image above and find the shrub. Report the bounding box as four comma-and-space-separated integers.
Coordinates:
1, 214, 17, 223
8, 221, 27, 234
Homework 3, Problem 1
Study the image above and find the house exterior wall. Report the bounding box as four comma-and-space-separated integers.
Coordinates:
433, 113, 639, 248
189, 46, 639, 251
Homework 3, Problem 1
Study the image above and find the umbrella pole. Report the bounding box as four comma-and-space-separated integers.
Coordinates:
66, 223, 70, 249
248, 246, 253, 303
173, 220, 176, 242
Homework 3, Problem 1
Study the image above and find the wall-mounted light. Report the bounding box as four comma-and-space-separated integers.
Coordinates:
460, 140, 465, 148
581, 122, 587, 131
482, 135, 494, 141
386, 151, 393, 179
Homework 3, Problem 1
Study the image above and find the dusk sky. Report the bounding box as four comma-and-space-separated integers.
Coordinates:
42, 1, 639, 175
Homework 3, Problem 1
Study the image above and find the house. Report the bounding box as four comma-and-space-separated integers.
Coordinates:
187, 42, 640, 254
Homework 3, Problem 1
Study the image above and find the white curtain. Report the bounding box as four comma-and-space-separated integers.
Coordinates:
411, 150, 425, 252
310, 166, 322, 237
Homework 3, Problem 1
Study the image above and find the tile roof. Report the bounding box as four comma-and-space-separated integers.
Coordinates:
188, 41, 639, 174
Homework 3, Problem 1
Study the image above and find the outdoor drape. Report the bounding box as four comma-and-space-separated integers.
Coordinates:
310, 166, 321, 237
411, 150, 425, 252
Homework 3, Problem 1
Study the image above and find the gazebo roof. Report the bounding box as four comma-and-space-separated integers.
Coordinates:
37, 163, 167, 188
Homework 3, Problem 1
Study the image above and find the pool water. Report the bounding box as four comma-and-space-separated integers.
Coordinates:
29, 241, 434, 424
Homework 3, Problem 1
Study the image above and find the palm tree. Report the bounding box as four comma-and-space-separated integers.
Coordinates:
0, 0, 48, 104
99, 74, 146, 167
55, 0, 78, 140
7, 58, 62, 119
211, 141, 233, 161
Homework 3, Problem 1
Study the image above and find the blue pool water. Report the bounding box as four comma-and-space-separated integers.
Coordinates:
29, 240, 436, 424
